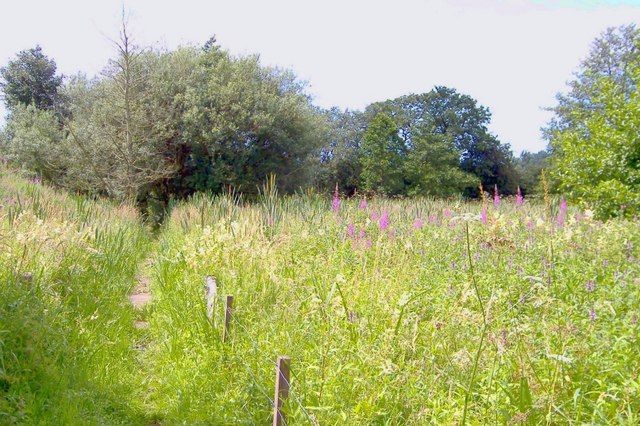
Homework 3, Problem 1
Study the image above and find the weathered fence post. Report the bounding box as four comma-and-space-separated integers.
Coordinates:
272, 356, 290, 426
205, 275, 217, 324
222, 295, 234, 342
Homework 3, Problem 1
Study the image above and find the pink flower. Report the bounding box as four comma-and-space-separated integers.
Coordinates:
346, 223, 355, 238
556, 198, 567, 227
526, 220, 534, 231
359, 199, 368, 210
364, 238, 372, 249
331, 184, 341, 213
493, 184, 501, 208
428, 214, 438, 224
516, 186, 524, 207
358, 229, 367, 239
413, 218, 424, 229
370, 211, 379, 221
443, 208, 452, 218
480, 207, 488, 224
379, 211, 390, 230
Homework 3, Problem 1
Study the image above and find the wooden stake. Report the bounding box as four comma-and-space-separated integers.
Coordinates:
272, 356, 290, 426
204, 275, 217, 323
222, 295, 233, 342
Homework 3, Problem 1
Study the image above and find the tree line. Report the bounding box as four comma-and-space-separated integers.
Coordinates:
2, 22, 638, 219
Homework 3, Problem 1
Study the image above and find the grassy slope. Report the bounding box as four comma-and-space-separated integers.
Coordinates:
0, 170, 152, 424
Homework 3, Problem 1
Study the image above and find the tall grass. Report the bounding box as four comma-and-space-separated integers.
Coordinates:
144, 192, 640, 424
0, 169, 152, 424
2, 169, 639, 424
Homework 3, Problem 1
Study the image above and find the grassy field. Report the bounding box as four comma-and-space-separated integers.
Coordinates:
1, 170, 639, 424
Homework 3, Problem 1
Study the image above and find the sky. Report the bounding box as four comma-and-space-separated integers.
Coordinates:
1, 0, 640, 154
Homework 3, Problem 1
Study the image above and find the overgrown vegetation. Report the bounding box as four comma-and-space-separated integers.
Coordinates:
2, 170, 638, 423
0, 169, 151, 424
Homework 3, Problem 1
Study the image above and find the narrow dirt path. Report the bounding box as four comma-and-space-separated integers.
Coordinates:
129, 257, 154, 329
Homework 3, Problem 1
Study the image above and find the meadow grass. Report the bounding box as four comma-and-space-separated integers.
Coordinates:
0, 169, 152, 424
143, 191, 640, 424
1, 171, 639, 424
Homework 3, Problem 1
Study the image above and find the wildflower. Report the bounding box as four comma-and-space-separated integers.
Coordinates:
379, 211, 390, 230
556, 198, 567, 226
526, 220, 534, 231
589, 308, 596, 322
443, 208, 452, 218
371, 211, 379, 221
413, 218, 424, 229
493, 184, 501, 208
364, 238, 372, 248
331, 184, 341, 213
585, 280, 595, 292
358, 229, 367, 239
516, 186, 524, 207
359, 199, 368, 210
346, 223, 356, 238
480, 207, 488, 224
428, 214, 438, 224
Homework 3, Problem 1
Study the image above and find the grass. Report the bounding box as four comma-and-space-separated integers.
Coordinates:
1, 170, 639, 424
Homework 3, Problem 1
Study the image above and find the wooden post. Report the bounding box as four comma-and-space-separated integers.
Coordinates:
272, 356, 290, 426
204, 275, 217, 323
222, 295, 233, 342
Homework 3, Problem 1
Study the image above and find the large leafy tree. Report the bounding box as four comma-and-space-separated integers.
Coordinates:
551, 64, 640, 219
0, 46, 63, 111
179, 45, 326, 196
314, 107, 365, 195
359, 113, 405, 195
545, 24, 639, 138
365, 87, 518, 195
403, 127, 476, 197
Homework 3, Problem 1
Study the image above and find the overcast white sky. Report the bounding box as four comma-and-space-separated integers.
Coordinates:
1, 0, 640, 154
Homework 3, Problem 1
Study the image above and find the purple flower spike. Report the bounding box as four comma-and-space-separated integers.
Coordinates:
481, 207, 488, 225
413, 218, 424, 229
359, 199, 368, 210
556, 198, 567, 226
379, 211, 390, 231
516, 186, 524, 207
331, 184, 341, 213
346, 223, 356, 238
493, 184, 501, 208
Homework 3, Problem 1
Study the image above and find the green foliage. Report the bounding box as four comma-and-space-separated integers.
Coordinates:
145, 192, 640, 423
365, 87, 519, 195
0, 170, 151, 424
359, 113, 405, 195
404, 129, 477, 196
2, 104, 67, 182
0, 45, 62, 111
550, 68, 640, 219
516, 150, 550, 195
3, 171, 640, 423
545, 24, 640, 138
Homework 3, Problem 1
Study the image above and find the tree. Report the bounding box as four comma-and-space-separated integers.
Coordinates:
516, 150, 550, 195
179, 46, 326, 196
360, 113, 405, 195
550, 65, 640, 219
63, 21, 174, 201
365, 87, 519, 195
0, 46, 63, 111
2, 104, 67, 182
545, 24, 640, 138
404, 127, 476, 197
314, 107, 365, 195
